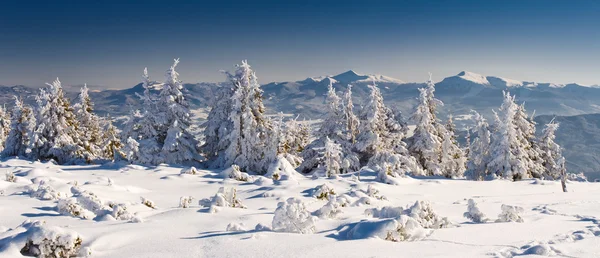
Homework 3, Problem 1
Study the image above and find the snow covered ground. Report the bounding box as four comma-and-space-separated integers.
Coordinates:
1, 158, 599, 258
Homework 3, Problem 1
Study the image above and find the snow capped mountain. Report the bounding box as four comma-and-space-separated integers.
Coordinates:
305, 70, 405, 84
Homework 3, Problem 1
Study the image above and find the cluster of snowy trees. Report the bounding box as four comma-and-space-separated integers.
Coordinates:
0, 79, 123, 164
0, 59, 567, 182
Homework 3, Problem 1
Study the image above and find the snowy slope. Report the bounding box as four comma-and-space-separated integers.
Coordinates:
1, 159, 599, 257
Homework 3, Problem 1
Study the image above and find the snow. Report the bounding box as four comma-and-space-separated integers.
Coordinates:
307, 70, 404, 84
1, 158, 600, 257
457, 71, 491, 85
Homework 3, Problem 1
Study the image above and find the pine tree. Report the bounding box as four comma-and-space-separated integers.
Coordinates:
134, 67, 164, 164
101, 117, 125, 161
343, 85, 359, 144
74, 84, 103, 162
0, 105, 10, 151
356, 83, 420, 177
466, 111, 491, 180
514, 104, 545, 178
487, 91, 530, 180
159, 59, 199, 164
200, 84, 234, 167
408, 76, 443, 176
539, 120, 565, 180
29, 78, 84, 164
2, 97, 36, 157
439, 115, 466, 178
299, 82, 359, 175
223, 60, 273, 173
323, 137, 343, 178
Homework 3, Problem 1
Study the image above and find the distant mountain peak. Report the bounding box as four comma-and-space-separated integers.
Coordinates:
303, 70, 404, 84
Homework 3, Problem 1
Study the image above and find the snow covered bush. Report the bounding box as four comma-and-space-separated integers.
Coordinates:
463, 199, 488, 223
365, 206, 404, 219
141, 197, 157, 209
312, 183, 336, 200
179, 196, 193, 208
28, 181, 63, 201
180, 167, 198, 175
496, 204, 524, 223
57, 198, 95, 220
19, 221, 83, 258
226, 223, 247, 232
5, 171, 16, 182
272, 197, 316, 234
200, 187, 246, 213
567, 172, 588, 182
313, 195, 343, 219
111, 203, 136, 221
365, 184, 387, 200
406, 200, 452, 229
220, 164, 254, 182
348, 215, 429, 242
70, 187, 110, 217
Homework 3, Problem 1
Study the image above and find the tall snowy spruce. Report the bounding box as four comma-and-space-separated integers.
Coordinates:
200, 83, 235, 167
124, 60, 198, 165
323, 137, 343, 178
158, 59, 199, 164
101, 116, 125, 161
29, 78, 84, 164
408, 75, 462, 177
486, 91, 533, 180
73, 84, 103, 162
355, 83, 421, 179
222, 60, 273, 173
465, 111, 491, 180
514, 104, 545, 178
538, 120, 566, 180
0, 105, 10, 150
343, 85, 360, 144
440, 115, 466, 178
299, 83, 359, 175
1, 97, 36, 157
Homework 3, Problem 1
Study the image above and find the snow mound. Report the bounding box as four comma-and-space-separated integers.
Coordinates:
199, 187, 246, 213
312, 183, 336, 200
365, 206, 404, 219
220, 165, 255, 182
496, 204, 524, 223
347, 215, 430, 242
406, 200, 452, 229
57, 198, 95, 220
266, 156, 300, 181
313, 195, 343, 219
179, 196, 194, 208
180, 167, 199, 175
226, 222, 247, 232
1, 221, 83, 258
21, 168, 50, 177
27, 181, 63, 201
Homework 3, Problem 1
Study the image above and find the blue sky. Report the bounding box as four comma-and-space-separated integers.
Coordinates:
1, 0, 600, 89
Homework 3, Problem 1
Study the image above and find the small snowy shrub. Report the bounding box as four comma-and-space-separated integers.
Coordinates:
111, 203, 135, 221
71, 188, 111, 217
365, 206, 404, 219
567, 173, 588, 182
107, 177, 114, 186
20, 221, 83, 258
254, 223, 272, 231
180, 167, 198, 175
141, 197, 157, 209
266, 156, 298, 181
272, 197, 316, 234
312, 183, 336, 200
57, 198, 95, 220
365, 184, 387, 200
200, 187, 246, 213
28, 181, 63, 201
226, 222, 247, 232
407, 200, 452, 229
179, 196, 194, 208
5, 171, 16, 182
313, 195, 343, 219
496, 204, 524, 223
221, 165, 254, 182
463, 199, 488, 223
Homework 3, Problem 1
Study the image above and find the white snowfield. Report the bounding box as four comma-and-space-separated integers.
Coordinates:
1, 158, 600, 258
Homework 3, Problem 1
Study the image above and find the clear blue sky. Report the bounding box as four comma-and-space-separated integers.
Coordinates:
2, 0, 600, 89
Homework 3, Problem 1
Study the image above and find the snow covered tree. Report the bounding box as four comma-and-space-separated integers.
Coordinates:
356, 83, 420, 177
299, 83, 359, 175
0, 105, 10, 150
539, 120, 565, 180
158, 59, 199, 164
343, 85, 359, 144
101, 117, 125, 161
29, 78, 84, 164
439, 115, 466, 178
200, 84, 234, 166
222, 60, 273, 173
1, 97, 36, 157
466, 111, 491, 180
514, 104, 545, 178
73, 84, 103, 162
408, 76, 444, 176
487, 91, 531, 180
323, 137, 343, 178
